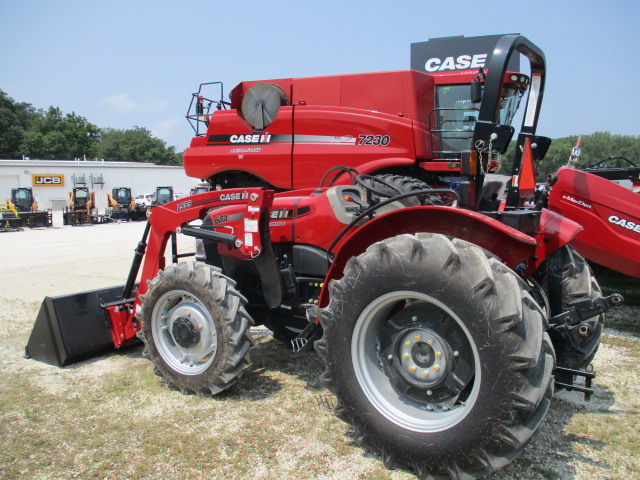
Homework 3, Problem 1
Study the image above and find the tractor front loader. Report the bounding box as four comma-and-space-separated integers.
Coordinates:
25, 177, 621, 478
26, 35, 624, 479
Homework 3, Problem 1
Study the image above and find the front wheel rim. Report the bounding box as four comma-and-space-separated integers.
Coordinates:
351, 290, 481, 433
151, 289, 218, 375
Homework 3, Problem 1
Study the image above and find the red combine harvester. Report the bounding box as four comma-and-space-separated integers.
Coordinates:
26, 35, 624, 479
183, 37, 531, 208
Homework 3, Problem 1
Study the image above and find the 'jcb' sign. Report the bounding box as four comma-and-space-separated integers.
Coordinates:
32, 174, 64, 186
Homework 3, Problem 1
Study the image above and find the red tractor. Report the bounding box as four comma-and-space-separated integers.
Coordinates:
26, 35, 623, 479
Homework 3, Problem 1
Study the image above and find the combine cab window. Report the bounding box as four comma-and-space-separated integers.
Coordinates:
497, 85, 523, 126
432, 83, 524, 159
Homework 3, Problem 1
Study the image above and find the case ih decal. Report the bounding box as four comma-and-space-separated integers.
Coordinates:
208, 134, 372, 147
209, 134, 272, 144
608, 215, 640, 233
423, 53, 488, 72
219, 191, 249, 201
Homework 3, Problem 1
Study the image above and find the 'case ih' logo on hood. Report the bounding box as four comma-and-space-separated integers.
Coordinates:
219, 191, 249, 202
230, 134, 271, 144
208, 134, 272, 145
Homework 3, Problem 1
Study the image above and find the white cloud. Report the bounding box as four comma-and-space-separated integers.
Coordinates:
150, 116, 183, 146
101, 93, 168, 114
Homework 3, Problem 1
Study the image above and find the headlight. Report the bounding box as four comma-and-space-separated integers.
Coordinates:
195, 238, 206, 262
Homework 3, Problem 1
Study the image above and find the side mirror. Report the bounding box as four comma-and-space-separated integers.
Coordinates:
470, 80, 482, 104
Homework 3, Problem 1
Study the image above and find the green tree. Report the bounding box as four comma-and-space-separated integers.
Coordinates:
0, 89, 35, 158
1, 90, 182, 163
95, 127, 182, 165
500, 132, 640, 182
18, 106, 101, 159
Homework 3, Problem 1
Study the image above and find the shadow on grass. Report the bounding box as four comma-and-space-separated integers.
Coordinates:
491, 367, 636, 480
237, 327, 327, 394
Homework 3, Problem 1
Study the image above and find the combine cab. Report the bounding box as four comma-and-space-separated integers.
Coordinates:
26, 35, 625, 479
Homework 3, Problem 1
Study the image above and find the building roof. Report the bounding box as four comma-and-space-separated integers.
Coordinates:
0, 159, 182, 169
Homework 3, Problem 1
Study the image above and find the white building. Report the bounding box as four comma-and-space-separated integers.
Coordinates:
1, 159, 202, 212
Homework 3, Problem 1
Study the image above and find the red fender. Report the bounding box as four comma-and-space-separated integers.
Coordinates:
318, 205, 584, 308
319, 206, 538, 308
527, 208, 583, 273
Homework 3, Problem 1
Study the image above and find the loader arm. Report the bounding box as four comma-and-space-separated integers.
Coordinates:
105, 188, 273, 348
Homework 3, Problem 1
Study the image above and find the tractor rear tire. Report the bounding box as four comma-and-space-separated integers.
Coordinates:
532, 244, 604, 370
316, 233, 554, 479
373, 174, 444, 207
139, 262, 254, 395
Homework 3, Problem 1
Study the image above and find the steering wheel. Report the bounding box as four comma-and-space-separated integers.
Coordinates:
587, 155, 637, 169
356, 174, 403, 199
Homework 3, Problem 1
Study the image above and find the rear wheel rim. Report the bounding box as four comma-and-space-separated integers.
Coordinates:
351, 290, 480, 433
151, 289, 218, 375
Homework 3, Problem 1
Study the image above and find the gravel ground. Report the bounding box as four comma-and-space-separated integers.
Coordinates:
0, 218, 638, 480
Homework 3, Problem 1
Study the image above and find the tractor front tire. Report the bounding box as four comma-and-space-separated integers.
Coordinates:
139, 262, 254, 395
316, 233, 554, 479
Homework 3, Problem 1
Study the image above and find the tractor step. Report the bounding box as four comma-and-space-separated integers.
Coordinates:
554, 365, 596, 401
291, 323, 322, 353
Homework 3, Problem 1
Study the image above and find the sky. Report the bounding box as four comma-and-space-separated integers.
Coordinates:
1, 0, 639, 153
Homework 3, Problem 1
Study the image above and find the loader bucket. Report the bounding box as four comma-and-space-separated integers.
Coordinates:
25, 285, 127, 367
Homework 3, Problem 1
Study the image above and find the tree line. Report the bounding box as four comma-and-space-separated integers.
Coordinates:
501, 131, 639, 181
0, 90, 182, 165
